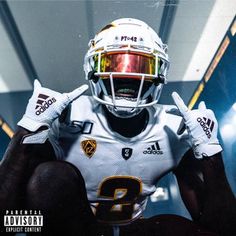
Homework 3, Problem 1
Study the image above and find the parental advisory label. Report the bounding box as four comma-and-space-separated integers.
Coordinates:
4, 210, 43, 233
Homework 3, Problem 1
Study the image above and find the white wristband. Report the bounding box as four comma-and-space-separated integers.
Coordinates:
193, 143, 223, 159
21, 129, 49, 144
17, 115, 49, 132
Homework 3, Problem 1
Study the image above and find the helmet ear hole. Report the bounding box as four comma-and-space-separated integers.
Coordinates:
88, 70, 99, 83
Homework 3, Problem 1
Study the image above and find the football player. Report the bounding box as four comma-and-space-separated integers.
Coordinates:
0, 18, 235, 236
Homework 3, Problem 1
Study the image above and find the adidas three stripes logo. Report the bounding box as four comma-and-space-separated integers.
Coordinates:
35, 94, 49, 109
143, 141, 163, 155
197, 117, 215, 139
35, 94, 56, 116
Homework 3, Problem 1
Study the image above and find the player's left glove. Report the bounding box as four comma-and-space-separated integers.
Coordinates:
168, 92, 222, 159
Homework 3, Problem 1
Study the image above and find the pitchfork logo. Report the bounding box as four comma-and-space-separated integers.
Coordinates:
197, 117, 214, 139
35, 94, 56, 116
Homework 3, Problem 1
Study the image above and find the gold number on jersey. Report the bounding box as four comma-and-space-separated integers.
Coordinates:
96, 176, 142, 223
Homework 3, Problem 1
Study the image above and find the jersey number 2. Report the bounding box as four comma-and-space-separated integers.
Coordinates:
96, 176, 141, 223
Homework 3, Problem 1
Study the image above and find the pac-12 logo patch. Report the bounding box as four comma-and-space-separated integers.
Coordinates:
81, 139, 97, 158
122, 148, 133, 160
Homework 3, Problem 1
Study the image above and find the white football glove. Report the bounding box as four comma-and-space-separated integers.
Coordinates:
169, 92, 222, 159
18, 79, 88, 132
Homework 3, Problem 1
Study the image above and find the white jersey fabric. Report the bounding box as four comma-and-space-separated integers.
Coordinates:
49, 95, 191, 225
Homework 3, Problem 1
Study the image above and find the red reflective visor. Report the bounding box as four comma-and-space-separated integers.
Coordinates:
95, 52, 156, 76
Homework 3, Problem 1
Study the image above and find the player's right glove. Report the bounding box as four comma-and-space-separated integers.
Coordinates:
169, 92, 222, 159
17, 80, 88, 142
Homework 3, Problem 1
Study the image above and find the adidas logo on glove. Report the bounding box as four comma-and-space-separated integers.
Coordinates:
197, 117, 214, 139
35, 94, 56, 116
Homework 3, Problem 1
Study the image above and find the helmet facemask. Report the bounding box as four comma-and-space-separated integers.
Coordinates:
101, 76, 157, 118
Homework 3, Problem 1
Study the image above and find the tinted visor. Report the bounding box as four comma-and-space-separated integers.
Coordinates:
95, 52, 156, 76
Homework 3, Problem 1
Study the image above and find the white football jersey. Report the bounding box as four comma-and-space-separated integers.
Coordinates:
49, 95, 191, 225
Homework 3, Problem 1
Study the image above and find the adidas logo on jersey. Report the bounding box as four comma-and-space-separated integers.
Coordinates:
143, 142, 163, 155
197, 117, 214, 139
35, 94, 56, 116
